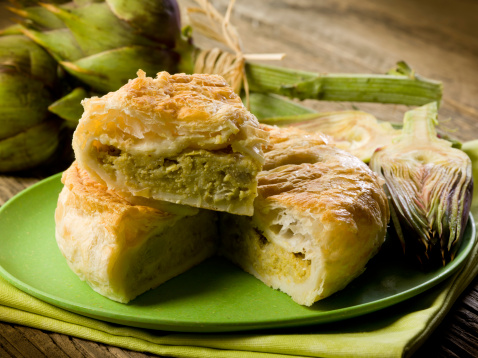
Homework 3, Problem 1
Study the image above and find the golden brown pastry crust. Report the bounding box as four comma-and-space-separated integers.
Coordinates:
220, 125, 390, 306
60, 161, 173, 226
72, 71, 268, 215
76, 71, 264, 144
258, 126, 388, 222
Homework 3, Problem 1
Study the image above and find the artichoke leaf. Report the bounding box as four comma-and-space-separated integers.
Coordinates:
106, 0, 180, 46
8, 4, 66, 30
0, 24, 25, 36
0, 71, 54, 139
0, 34, 58, 86
0, 119, 61, 173
249, 93, 316, 120
370, 102, 473, 266
60, 45, 178, 93
48, 87, 88, 125
21, 26, 84, 62
41, 2, 156, 56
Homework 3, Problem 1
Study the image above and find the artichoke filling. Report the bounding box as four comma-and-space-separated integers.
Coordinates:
220, 215, 311, 284
93, 142, 260, 207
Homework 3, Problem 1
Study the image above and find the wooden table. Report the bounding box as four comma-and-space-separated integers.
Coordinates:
1, 0, 478, 356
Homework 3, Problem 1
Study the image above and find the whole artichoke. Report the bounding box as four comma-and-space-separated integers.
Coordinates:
0, 33, 61, 172
10, 0, 191, 122
0, 0, 192, 172
17, 0, 184, 91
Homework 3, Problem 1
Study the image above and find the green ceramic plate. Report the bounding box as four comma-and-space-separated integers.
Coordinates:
0, 173, 475, 332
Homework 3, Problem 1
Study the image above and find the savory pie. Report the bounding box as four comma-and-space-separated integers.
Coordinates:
219, 125, 390, 306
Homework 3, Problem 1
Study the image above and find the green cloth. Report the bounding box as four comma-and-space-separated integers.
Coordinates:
1, 230, 477, 358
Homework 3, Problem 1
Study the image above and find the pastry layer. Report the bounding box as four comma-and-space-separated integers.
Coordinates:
55, 162, 218, 303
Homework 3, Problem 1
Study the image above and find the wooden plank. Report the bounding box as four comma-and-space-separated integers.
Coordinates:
199, 0, 478, 141
51, 333, 154, 358
15, 325, 69, 358
0, 345, 15, 358
0, 324, 46, 358
69, 337, 154, 358
0, 324, 24, 358
70, 338, 118, 358
49, 333, 88, 358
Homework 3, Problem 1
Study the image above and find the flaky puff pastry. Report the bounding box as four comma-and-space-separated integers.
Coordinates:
55, 162, 218, 303
73, 70, 268, 216
220, 125, 389, 306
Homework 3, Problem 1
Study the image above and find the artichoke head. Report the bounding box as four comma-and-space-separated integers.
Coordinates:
10, 0, 190, 124
370, 102, 473, 266
0, 34, 58, 139
0, 33, 61, 172
15, 0, 185, 93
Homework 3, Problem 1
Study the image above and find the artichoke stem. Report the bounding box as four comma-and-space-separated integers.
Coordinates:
245, 62, 443, 106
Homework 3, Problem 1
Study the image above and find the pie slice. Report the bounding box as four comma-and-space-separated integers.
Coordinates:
73, 70, 268, 216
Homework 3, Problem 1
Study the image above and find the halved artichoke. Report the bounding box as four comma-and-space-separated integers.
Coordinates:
370, 102, 473, 266
285, 111, 401, 162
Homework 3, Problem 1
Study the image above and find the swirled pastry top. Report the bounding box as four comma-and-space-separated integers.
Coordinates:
73, 70, 268, 161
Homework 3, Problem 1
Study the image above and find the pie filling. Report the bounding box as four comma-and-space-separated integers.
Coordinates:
93, 142, 260, 208
219, 215, 312, 284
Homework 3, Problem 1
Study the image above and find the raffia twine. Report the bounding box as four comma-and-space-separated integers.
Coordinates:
187, 0, 284, 107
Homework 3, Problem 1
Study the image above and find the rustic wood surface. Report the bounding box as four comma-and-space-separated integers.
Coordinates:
1, 0, 478, 357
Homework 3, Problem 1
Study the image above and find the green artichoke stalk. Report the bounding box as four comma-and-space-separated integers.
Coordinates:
245, 61, 443, 107
0, 33, 61, 172
370, 102, 473, 267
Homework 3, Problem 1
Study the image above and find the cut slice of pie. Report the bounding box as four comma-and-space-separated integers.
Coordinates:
73, 70, 268, 216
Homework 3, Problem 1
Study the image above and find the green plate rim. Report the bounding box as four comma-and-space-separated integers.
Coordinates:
0, 172, 475, 332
